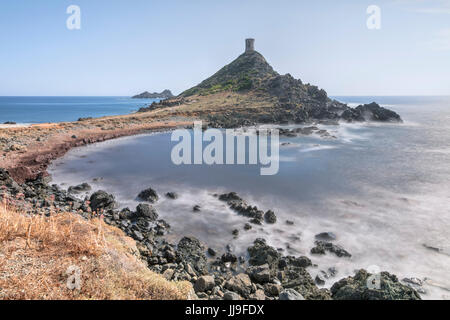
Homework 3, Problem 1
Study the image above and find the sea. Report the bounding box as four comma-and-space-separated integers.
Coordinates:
0, 96, 159, 124
3, 95, 449, 299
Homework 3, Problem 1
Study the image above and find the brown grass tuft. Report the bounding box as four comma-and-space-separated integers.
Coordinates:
0, 203, 105, 256
0, 203, 192, 300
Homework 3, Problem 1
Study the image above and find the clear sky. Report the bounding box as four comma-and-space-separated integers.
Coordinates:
0, 0, 449, 96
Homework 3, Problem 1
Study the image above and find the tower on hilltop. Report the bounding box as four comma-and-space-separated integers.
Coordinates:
245, 38, 255, 52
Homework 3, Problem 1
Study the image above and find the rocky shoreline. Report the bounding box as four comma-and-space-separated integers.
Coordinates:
0, 168, 423, 300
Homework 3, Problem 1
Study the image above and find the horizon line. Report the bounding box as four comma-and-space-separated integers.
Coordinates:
1, 94, 450, 98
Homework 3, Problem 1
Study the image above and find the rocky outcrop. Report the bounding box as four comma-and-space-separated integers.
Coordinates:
68, 183, 91, 194
310, 240, 351, 258
137, 187, 159, 203
165, 192, 178, 199
341, 102, 402, 122
135, 203, 158, 221
247, 238, 281, 268
264, 210, 277, 224
247, 264, 272, 284
219, 192, 277, 225
176, 236, 208, 275
331, 270, 421, 300
315, 232, 337, 241
89, 190, 116, 213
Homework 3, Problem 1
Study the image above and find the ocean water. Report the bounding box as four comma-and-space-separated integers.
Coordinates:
48, 96, 450, 299
0, 96, 159, 124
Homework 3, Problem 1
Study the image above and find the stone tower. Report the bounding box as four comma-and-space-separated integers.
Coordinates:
245, 38, 255, 52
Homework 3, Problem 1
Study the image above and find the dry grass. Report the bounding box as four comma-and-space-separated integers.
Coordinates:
0, 203, 192, 300
0, 202, 105, 255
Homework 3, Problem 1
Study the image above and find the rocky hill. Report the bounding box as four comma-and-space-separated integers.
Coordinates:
137, 40, 402, 127
181, 50, 278, 96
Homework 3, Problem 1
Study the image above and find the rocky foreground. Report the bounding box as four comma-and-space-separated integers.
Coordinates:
0, 168, 422, 300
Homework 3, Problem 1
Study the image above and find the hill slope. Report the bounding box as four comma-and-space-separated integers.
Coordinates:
181, 51, 278, 96
139, 44, 401, 127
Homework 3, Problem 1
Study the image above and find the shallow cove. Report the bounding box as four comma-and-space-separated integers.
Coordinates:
49, 96, 450, 300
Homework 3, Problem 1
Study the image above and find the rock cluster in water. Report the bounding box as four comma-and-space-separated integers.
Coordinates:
218, 192, 278, 225
0, 168, 422, 300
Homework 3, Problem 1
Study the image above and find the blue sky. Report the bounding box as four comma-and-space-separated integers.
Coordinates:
0, 0, 449, 96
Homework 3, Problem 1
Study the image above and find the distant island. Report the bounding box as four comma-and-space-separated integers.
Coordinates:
132, 90, 174, 99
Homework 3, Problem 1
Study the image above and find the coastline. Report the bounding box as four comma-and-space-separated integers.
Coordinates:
1, 110, 194, 183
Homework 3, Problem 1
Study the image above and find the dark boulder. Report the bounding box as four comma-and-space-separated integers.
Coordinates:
0, 168, 21, 193
247, 264, 271, 284
310, 241, 351, 258
280, 264, 331, 300
219, 192, 265, 224
219, 192, 242, 202
89, 190, 116, 212
279, 256, 312, 269
176, 236, 207, 275
264, 210, 277, 224
315, 232, 337, 241
315, 274, 326, 285
165, 192, 178, 199
247, 238, 281, 268
331, 269, 421, 300
119, 207, 132, 219
137, 187, 159, 203
221, 252, 238, 263
355, 102, 402, 122
68, 183, 91, 194
135, 203, 158, 221
77, 117, 93, 121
